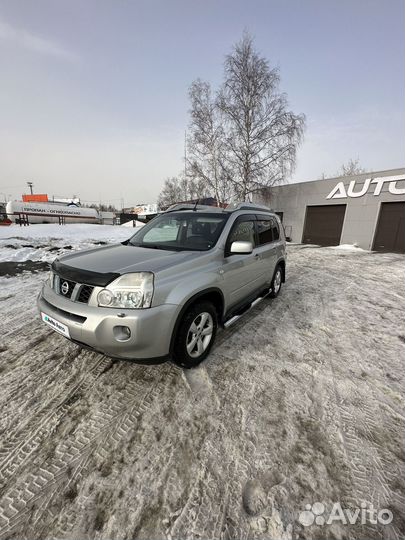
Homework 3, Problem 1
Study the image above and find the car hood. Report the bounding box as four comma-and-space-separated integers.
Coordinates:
56, 243, 201, 275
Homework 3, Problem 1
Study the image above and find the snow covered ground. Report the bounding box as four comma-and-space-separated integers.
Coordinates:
0, 232, 404, 539
0, 224, 137, 264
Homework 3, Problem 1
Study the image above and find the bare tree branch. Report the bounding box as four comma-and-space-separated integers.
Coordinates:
218, 33, 305, 199
162, 32, 306, 207
186, 80, 234, 205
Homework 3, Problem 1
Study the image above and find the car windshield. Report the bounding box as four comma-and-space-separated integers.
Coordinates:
127, 212, 229, 251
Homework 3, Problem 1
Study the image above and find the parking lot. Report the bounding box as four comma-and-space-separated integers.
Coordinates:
0, 244, 404, 539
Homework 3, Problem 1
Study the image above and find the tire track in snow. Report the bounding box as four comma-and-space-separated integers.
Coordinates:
313, 284, 402, 540
0, 362, 178, 539
47, 363, 179, 539
0, 355, 113, 492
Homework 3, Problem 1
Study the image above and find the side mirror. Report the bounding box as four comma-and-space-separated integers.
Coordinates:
230, 241, 253, 254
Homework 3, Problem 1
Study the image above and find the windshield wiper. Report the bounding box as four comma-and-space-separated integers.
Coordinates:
136, 244, 162, 249
130, 243, 177, 251
128, 242, 203, 252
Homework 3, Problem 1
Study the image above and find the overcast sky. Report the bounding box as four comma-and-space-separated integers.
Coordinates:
0, 0, 403, 207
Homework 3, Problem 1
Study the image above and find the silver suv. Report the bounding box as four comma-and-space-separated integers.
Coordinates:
37, 203, 286, 368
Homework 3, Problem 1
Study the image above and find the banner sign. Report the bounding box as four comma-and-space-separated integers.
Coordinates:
327, 175, 405, 200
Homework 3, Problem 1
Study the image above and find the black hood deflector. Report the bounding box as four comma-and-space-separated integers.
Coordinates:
51, 260, 120, 287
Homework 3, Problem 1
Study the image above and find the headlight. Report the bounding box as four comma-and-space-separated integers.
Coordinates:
97, 272, 154, 309
48, 270, 54, 288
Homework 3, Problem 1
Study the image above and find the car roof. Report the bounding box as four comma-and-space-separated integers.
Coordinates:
164, 202, 275, 215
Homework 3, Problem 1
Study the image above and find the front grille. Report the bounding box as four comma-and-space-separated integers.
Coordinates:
53, 274, 94, 304
77, 285, 94, 303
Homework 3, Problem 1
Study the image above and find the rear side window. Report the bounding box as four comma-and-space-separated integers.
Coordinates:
257, 219, 273, 245
272, 218, 280, 241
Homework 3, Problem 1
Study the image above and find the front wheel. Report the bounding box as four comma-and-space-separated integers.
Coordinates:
173, 301, 217, 368
270, 265, 283, 298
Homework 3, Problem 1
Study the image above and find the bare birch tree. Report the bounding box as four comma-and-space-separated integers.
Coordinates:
218, 33, 305, 199
187, 33, 305, 202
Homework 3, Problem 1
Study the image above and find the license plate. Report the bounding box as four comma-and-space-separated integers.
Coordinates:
41, 312, 70, 338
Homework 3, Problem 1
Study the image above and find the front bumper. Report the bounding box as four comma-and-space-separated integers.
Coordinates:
37, 284, 179, 362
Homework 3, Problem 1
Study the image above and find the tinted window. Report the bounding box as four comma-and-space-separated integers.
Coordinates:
228, 220, 256, 247
257, 219, 273, 245
271, 218, 280, 241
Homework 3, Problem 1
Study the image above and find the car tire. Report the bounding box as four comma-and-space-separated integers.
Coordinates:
173, 301, 218, 369
270, 265, 283, 298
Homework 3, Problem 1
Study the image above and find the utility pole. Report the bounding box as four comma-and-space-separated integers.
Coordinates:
27, 181, 34, 195
184, 130, 187, 180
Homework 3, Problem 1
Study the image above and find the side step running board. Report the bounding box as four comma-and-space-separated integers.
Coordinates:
223, 289, 272, 329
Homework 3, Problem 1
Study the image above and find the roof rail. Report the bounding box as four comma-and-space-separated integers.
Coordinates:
163, 201, 273, 214
165, 204, 195, 212
164, 204, 223, 213
227, 201, 273, 213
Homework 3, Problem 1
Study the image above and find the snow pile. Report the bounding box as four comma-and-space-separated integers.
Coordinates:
329, 244, 366, 252
0, 224, 140, 263
0, 223, 133, 242
121, 220, 145, 228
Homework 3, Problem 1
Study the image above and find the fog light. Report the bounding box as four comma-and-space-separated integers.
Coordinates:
113, 325, 131, 342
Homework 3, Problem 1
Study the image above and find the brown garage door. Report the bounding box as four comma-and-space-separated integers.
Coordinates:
302, 205, 346, 246
372, 202, 405, 253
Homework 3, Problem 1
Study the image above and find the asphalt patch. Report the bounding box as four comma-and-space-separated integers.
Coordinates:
0, 261, 49, 277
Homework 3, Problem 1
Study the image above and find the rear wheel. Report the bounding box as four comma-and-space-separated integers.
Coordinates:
173, 301, 217, 368
270, 265, 283, 298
